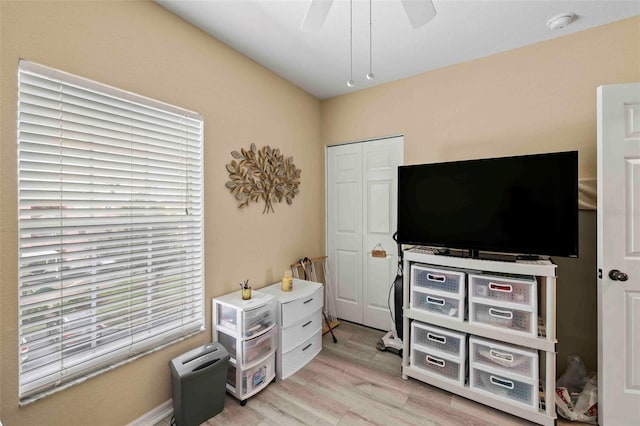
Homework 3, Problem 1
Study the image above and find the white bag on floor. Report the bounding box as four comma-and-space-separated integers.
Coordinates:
555, 355, 597, 424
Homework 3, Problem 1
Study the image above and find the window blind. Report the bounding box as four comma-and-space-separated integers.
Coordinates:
17, 60, 204, 402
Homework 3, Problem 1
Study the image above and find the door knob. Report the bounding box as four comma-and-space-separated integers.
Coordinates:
608, 269, 629, 282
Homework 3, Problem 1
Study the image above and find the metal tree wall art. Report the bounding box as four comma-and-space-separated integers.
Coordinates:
225, 143, 302, 214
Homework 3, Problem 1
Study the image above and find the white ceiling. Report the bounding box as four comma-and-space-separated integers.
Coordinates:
156, 0, 640, 99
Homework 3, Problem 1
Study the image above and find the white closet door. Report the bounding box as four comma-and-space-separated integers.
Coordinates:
327, 137, 403, 329
362, 138, 403, 331
327, 143, 363, 324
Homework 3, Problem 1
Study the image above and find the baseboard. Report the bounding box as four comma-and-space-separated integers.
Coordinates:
127, 399, 173, 426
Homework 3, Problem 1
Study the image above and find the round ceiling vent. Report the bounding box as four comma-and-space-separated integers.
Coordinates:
547, 12, 577, 30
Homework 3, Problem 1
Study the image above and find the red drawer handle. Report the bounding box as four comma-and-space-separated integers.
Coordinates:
489, 282, 513, 293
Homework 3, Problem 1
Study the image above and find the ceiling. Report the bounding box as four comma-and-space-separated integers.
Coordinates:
156, 0, 640, 100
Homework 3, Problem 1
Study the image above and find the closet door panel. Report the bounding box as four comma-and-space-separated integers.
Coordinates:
328, 144, 363, 323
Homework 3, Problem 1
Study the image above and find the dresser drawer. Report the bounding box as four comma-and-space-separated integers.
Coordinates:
470, 365, 538, 410
411, 322, 466, 359
469, 336, 538, 380
411, 264, 466, 297
411, 290, 464, 321
469, 274, 537, 309
281, 309, 322, 353
280, 330, 322, 379
411, 346, 465, 385
470, 301, 536, 335
281, 286, 323, 327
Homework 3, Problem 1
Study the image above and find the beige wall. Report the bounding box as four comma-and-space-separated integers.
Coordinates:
0, 1, 322, 425
322, 16, 640, 179
321, 17, 640, 375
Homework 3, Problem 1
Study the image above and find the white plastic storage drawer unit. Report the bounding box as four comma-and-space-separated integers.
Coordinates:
215, 293, 276, 339
260, 279, 324, 380
410, 264, 466, 321
217, 327, 276, 368
411, 322, 466, 360
469, 336, 538, 381
468, 273, 538, 336
411, 344, 465, 385
410, 321, 466, 385
212, 290, 277, 405
227, 354, 275, 395
469, 336, 539, 410
411, 264, 466, 297
470, 365, 539, 410
469, 273, 537, 309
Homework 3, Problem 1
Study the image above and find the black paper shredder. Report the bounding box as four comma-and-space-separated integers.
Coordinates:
169, 342, 230, 426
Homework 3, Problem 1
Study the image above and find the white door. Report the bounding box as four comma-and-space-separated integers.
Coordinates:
362, 139, 403, 330
597, 83, 640, 425
327, 136, 403, 329
327, 143, 363, 324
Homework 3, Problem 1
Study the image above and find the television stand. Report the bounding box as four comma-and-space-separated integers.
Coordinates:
401, 248, 557, 426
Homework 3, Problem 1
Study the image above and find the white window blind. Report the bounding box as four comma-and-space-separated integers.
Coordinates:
17, 60, 204, 402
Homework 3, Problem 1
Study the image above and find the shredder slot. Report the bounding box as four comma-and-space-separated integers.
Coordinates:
192, 358, 222, 372
181, 346, 220, 365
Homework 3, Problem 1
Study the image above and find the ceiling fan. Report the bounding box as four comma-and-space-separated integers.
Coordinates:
300, 0, 437, 32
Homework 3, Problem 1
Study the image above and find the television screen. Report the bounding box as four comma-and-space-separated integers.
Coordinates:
397, 151, 578, 258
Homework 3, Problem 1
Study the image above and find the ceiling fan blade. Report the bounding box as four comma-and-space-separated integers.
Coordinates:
401, 0, 437, 29
300, 0, 334, 32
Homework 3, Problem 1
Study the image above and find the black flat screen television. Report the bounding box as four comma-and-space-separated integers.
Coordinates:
397, 151, 578, 258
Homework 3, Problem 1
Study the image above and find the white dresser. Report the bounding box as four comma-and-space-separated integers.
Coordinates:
261, 279, 323, 380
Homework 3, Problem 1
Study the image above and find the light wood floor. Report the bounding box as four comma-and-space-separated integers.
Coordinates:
157, 322, 581, 426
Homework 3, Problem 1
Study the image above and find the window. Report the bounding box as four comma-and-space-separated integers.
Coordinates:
17, 61, 204, 402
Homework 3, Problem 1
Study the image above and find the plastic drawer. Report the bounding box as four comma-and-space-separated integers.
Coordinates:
241, 355, 275, 395
216, 331, 237, 360
411, 291, 464, 321
216, 304, 237, 332
411, 322, 466, 359
243, 304, 275, 339
469, 336, 538, 380
411, 346, 465, 385
469, 274, 537, 308
227, 364, 237, 390
243, 327, 276, 366
411, 264, 465, 297
470, 301, 536, 335
470, 365, 538, 410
